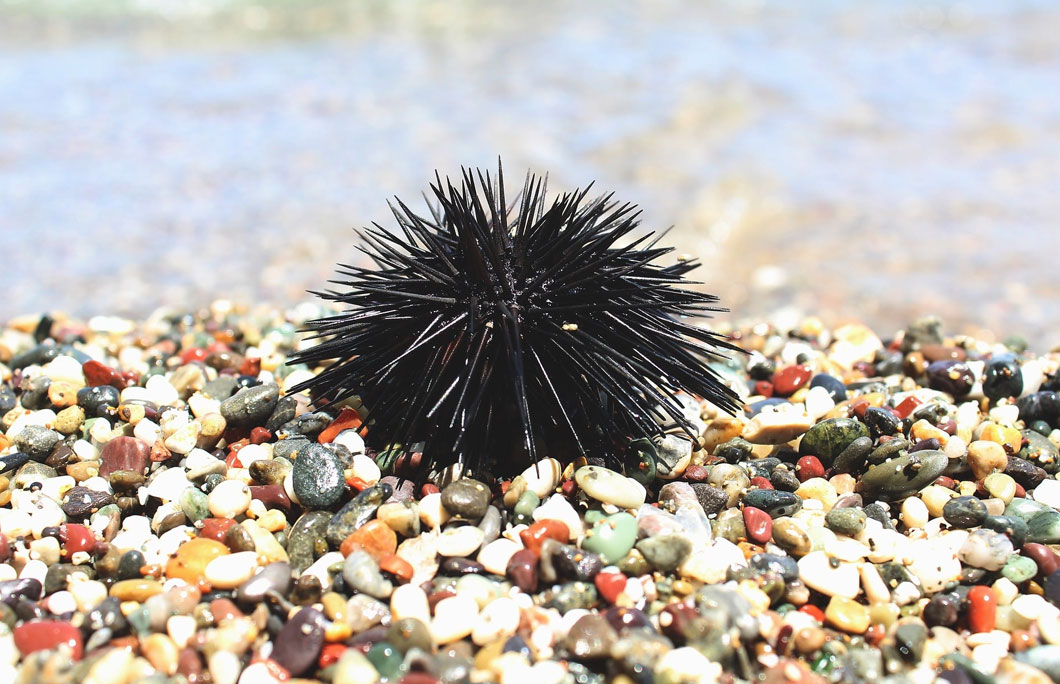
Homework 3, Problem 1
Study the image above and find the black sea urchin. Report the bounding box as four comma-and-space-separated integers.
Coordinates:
288, 164, 742, 475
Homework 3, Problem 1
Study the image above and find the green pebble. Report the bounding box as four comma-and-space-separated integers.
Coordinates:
581, 512, 637, 564
179, 487, 210, 523
824, 507, 866, 536
513, 490, 540, 518
366, 642, 403, 680
1002, 555, 1038, 584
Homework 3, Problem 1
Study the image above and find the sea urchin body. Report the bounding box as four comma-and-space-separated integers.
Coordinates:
288, 164, 742, 475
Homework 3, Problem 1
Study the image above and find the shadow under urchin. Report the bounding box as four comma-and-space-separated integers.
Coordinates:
287, 162, 742, 477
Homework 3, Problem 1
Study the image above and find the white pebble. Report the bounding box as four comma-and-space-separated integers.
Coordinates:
73, 439, 100, 462
418, 493, 450, 529
437, 526, 485, 557
187, 392, 221, 418
41, 356, 86, 385
333, 429, 366, 456
71, 579, 108, 611
519, 458, 563, 498
204, 552, 259, 589
44, 591, 77, 616
900, 497, 929, 529
472, 597, 521, 645
350, 454, 380, 484
431, 594, 478, 644
164, 421, 202, 455
147, 467, 193, 501
167, 615, 198, 649
7, 409, 57, 438
477, 538, 522, 575
133, 419, 162, 445
796, 551, 860, 599
208, 480, 252, 519
390, 584, 431, 624
1034, 479, 1060, 510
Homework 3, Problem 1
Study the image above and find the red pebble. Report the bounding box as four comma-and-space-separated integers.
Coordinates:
13, 620, 83, 660
198, 518, 237, 542
81, 360, 126, 389
61, 524, 96, 560
967, 585, 997, 633
225, 451, 243, 470
795, 456, 824, 482
180, 348, 208, 364
319, 644, 346, 669
239, 357, 262, 377
894, 395, 923, 420
1022, 543, 1060, 577
749, 476, 773, 490
799, 604, 825, 622
742, 506, 773, 544
420, 484, 440, 497
754, 381, 774, 398
851, 398, 871, 419
772, 365, 812, 396
561, 479, 577, 496
318, 408, 365, 444
594, 571, 627, 604
249, 427, 272, 445
519, 519, 570, 555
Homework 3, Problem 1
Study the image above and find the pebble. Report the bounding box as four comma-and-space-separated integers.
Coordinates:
6, 306, 1060, 683
292, 444, 348, 510
574, 466, 646, 509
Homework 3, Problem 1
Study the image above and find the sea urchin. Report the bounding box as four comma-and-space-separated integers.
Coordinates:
288, 164, 742, 476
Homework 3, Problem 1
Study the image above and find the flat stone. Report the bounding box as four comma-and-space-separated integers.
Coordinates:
219, 384, 279, 427
575, 466, 646, 509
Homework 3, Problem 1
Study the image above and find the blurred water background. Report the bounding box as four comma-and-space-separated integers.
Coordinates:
1, 0, 1058, 345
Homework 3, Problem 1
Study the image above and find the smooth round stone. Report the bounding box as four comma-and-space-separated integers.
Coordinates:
519, 458, 563, 498
110, 578, 163, 602
565, 613, 617, 659
967, 585, 997, 633
271, 607, 325, 676
13, 426, 61, 460
165, 538, 229, 584
796, 551, 859, 598
440, 479, 491, 521
859, 449, 948, 501
825, 508, 866, 536
635, 533, 692, 572
234, 561, 291, 603
742, 489, 802, 518
98, 437, 150, 477
740, 409, 813, 445
924, 592, 960, 627
326, 484, 392, 548
204, 551, 259, 589
207, 480, 252, 519
431, 594, 478, 644
959, 529, 1013, 571
471, 597, 520, 646
342, 551, 393, 599
376, 502, 420, 538
574, 466, 646, 509
824, 596, 869, 634
581, 512, 637, 564
771, 517, 812, 556
13, 620, 83, 661
475, 537, 519, 577
984, 473, 1018, 505
1022, 432, 1060, 475
504, 548, 538, 593
1002, 555, 1039, 584
968, 441, 1009, 480
388, 617, 433, 653
926, 360, 974, 397
798, 417, 870, 468
984, 356, 1024, 403
809, 373, 847, 402
742, 506, 773, 544
1017, 392, 1060, 425
292, 444, 348, 511
437, 526, 485, 557
943, 496, 988, 528
178, 487, 210, 523
219, 384, 279, 426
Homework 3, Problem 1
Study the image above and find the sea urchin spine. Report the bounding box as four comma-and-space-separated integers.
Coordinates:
288, 164, 742, 475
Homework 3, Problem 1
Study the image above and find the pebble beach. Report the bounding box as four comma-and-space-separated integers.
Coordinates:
2, 301, 1060, 684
